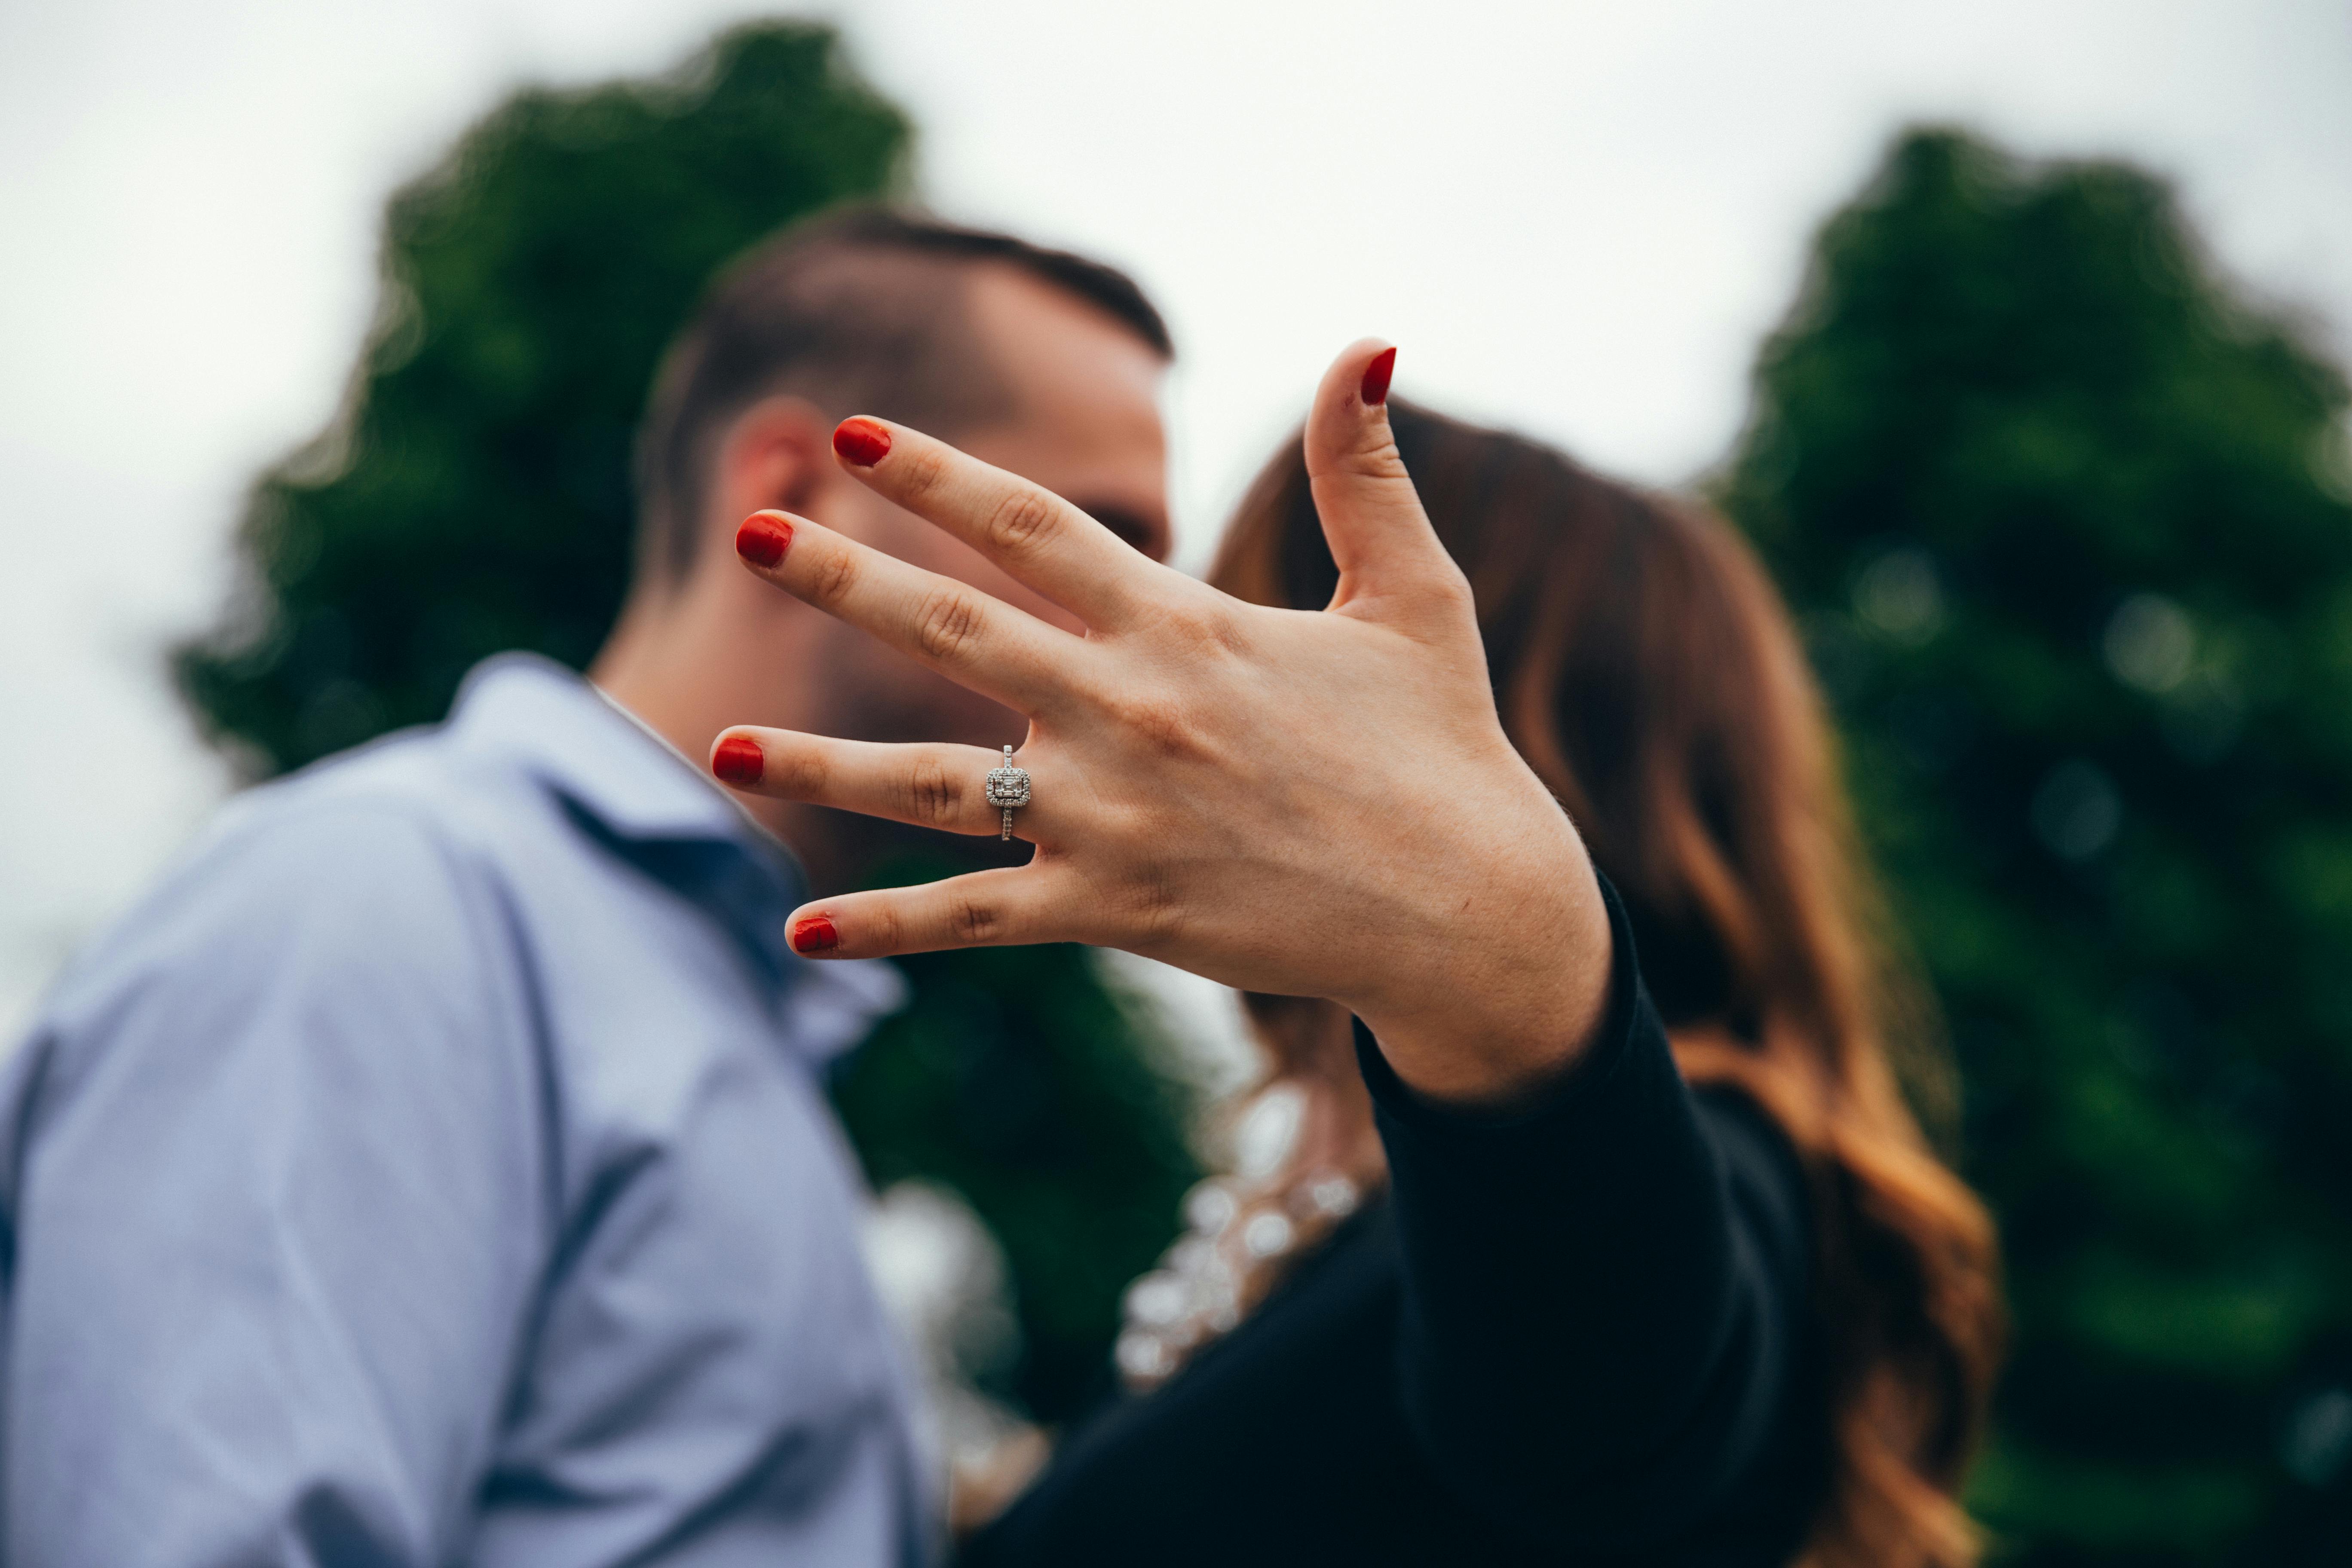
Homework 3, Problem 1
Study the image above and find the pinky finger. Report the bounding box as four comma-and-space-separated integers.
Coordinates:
787, 867, 1071, 959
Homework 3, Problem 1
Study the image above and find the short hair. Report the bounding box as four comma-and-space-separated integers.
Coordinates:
634, 205, 1173, 585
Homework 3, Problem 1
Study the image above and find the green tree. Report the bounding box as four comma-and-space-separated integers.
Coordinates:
173, 21, 1197, 1426
1723, 129, 2352, 1564
177, 23, 906, 764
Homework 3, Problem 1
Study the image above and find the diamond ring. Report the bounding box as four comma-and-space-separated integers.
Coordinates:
984, 744, 1032, 841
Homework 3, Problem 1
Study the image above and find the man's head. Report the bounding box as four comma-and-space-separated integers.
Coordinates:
634, 208, 1173, 586
593, 208, 1174, 881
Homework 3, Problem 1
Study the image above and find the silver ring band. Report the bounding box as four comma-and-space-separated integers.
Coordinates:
984, 744, 1032, 842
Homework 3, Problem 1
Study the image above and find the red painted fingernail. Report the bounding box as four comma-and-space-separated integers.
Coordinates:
1360, 347, 1396, 407
791, 914, 840, 954
712, 734, 765, 787
736, 513, 793, 568
833, 418, 891, 467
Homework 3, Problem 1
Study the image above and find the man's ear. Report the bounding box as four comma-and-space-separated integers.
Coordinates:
709, 395, 836, 536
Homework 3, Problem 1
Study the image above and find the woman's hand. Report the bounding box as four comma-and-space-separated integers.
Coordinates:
714, 341, 1612, 1106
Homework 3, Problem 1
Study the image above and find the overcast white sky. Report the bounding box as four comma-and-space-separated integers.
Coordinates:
2, 0, 2348, 1035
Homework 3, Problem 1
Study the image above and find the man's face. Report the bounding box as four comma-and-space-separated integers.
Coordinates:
808, 264, 1172, 755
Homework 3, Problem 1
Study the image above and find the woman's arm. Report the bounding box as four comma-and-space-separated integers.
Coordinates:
1360, 876, 1819, 1552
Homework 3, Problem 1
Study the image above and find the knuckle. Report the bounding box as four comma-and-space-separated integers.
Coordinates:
1424, 567, 1480, 625
897, 446, 950, 503
1125, 868, 1185, 946
912, 587, 988, 665
947, 891, 1000, 945
1158, 597, 1243, 658
903, 754, 966, 827
1424, 566, 1476, 612
981, 489, 1060, 558
805, 547, 860, 609
1108, 690, 1206, 760
1338, 439, 1414, 484
773, 747, 829, 799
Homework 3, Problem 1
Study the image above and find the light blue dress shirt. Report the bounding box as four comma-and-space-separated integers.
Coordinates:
0, 654, 929, 1567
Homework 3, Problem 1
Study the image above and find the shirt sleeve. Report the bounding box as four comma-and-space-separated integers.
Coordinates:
1, 802, 550, 1568
1354, 872, 1816, 1554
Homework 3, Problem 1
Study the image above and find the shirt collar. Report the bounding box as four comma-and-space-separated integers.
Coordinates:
445, 652, 905, 1064
450, 651, 767, 848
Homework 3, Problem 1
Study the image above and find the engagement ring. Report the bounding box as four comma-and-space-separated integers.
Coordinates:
985, 745, 1032, 841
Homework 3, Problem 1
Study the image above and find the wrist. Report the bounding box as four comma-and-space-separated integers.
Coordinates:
1345, 866, 1614, 1111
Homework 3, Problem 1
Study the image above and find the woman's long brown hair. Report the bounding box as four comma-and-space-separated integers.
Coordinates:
1209, 402, 2005, 1568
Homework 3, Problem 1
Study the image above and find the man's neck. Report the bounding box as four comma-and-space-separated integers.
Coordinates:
588, 581, 840, 875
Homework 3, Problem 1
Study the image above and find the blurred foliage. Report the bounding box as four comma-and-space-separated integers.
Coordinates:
1722, 128, 2352, 1565
176, 21, 907, 769
171, 21, 1197, 1426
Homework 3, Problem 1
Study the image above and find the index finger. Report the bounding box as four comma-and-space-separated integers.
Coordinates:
830, 416, 1161, 630
735, 508, 1079, 716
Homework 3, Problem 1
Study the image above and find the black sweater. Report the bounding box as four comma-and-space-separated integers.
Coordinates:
963, 882, 1826, 1565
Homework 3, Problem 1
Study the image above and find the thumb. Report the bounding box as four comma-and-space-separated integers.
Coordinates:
1303, 341, 1460, 613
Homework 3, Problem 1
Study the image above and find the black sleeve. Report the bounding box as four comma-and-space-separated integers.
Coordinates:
1354, 873, 1816, 1554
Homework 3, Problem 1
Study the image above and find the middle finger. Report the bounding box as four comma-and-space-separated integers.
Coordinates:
736, 509, 1081, 715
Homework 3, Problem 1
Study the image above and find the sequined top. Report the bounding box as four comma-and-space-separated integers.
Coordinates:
965, 877, 1821, 1565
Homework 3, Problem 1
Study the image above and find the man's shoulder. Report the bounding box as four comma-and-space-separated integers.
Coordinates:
224, 715, 542, 854
40, 724, 554, 1021
187, 702, 596, 901
0, 725, 568, 1142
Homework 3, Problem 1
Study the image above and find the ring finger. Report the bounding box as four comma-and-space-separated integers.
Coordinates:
710, 728, 1044, 840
